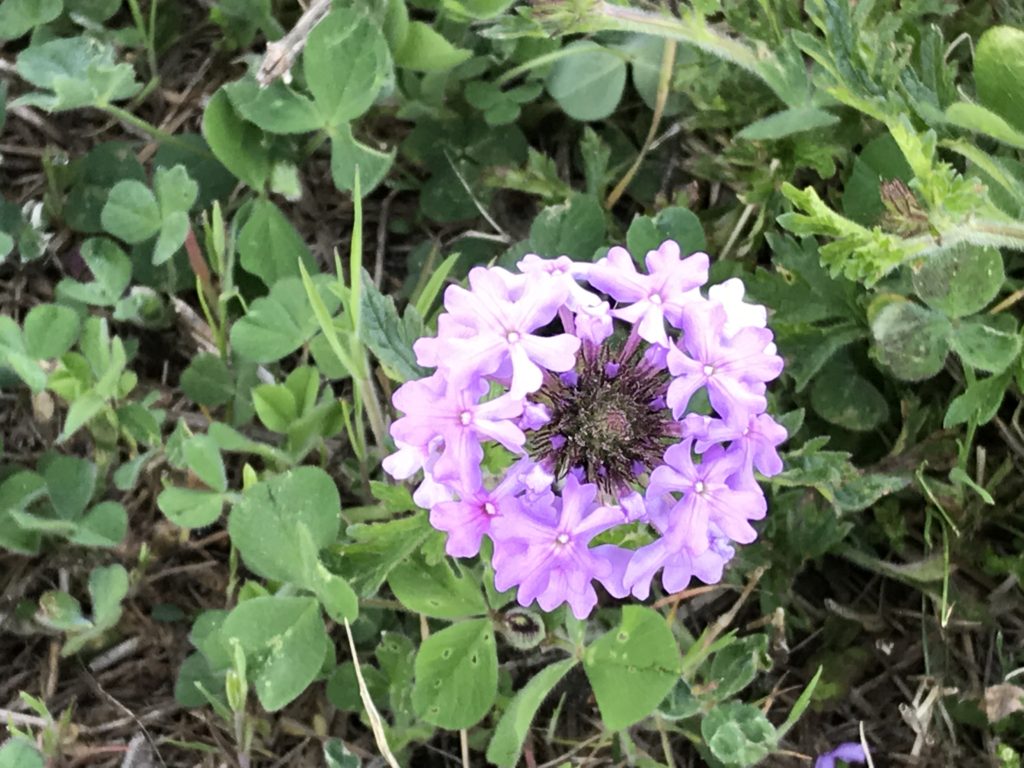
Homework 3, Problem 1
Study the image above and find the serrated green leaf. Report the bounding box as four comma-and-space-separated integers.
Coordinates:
737, 106, 839, 141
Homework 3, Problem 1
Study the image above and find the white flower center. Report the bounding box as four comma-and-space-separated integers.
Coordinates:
694, 481, 706, 494
649, 293, 662, 305
483, 502, 497, 516
459, 410, 473, 426
742, 427, 750, 436
555, 533, 570, 545
506, 331, 521, 344
702, 364, 715, 376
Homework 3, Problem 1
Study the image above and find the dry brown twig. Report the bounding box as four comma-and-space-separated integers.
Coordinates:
257, 0, 332, 87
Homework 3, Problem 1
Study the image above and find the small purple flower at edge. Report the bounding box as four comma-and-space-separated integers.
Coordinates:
815, 741, 870, 768
383, 240, 787, 618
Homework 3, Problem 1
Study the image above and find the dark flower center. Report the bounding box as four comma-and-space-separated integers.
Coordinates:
528, 344, 675, 490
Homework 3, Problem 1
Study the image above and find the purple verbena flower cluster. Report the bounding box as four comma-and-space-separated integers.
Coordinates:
383, 240, 787, 618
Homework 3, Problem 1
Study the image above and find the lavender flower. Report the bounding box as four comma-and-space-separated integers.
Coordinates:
384, 240, 786, 617
815, 742, 869, 768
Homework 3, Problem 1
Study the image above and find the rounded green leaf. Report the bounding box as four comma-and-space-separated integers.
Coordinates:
809, 367, 888, 432
228, 466, 341, 584
180, 353, 234, 408
388, 555, 487, 619
157, 487, 225, 529
70, 501, 127, 547
238, 198, 315, 287
974, 26, 1024, 133
101, 180, 160, 243
950, 317, 1022, 374
304, 8, 391, 126
582, 606, 682, 731
870, 300, 951, 381
221, 596, 328, 712
546, 42, 627, 122
0, 738, 44, 768
57, 237, 132, 306
224, 77, 322, 134
0, 0, 62, 42
202, 89, 270, 190
700, 702, 776, 766
911, 244, 1004, 318
394, 21, 471, 73
412, 618, 498, 729
23, 303, 80, 359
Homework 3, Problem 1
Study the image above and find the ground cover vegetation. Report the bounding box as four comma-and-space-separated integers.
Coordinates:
2, 0, 1024, 765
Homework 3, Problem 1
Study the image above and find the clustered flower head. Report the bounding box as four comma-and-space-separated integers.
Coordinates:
384, 240, 786, 618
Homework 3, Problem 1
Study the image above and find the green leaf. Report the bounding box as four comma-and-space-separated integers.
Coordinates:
252, 384, 298, 433
528, 194, 606, 261
228, 466, 341, 584
841, 134, 913, 225
736, 106, 839, 141
950, 317, 1022, 374
221, 596, 328, 711
324, 740, 362, 768
0, 738, 44, 768
238, 198, 315, 287
157, 487, 225, 529
701, 702, 777, 766
335, 513, 432, 597
911, 245, 1004, 318
151, 164, 198, 265
388, 555, 487, 618
832, 472, 910, 513
69, 501, 127, 547
202, 89, 270, 190
944, 369, 1011, 428
359, 275, 428, 381
65, 0, 121, 21
229, 276, 340, 363
809, 366, 888, 432
394, 21, 471, 72
224, 77, 321, 134
779, 323, 867, 392
0, 0, 62, 41
304, 8, 391, 126
708, 635, 768, 701
412, 618, 498, 729
43, 454, 96, 519
183, 435, 227, 493
64, 142, 146, 233
944, 101, 1024, 150
973, 26, 1024, 134
329, 123, 395, 195
486, 658, 576, 767
57, 237, 131, 306
14, 36, 140, 111
0, 317, 45, 391
180, 353, 234, 408
870, 300, 951, 381
23, 304, 80, 359
583, 606, 682, 731
101, 181, 160, 243
297, 524, 358, 622
546, 41, 626, 122
60, 392, 107, 442
625, 34, 686, 117
61, 563, 128, 654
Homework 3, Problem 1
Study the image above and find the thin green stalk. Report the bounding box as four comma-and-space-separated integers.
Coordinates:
589, 2, 762, 79
495, 43, 630, 86
101, 105, 195, 150
126, 0, 159, 83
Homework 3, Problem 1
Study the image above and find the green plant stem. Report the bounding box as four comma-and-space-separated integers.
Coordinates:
101, 105, 193, 150
126, 0, 159, 83
588, 2, 762, 80
495, 43, 630, 87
